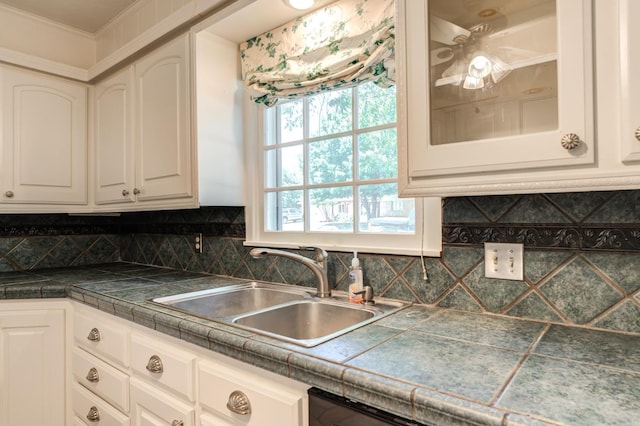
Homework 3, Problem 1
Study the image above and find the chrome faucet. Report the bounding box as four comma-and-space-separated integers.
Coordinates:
249, 246, 331, 298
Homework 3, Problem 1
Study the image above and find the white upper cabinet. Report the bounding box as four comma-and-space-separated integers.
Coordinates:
397, 0, 603, 196
135, 33, 194, 203
94, 33, 197, 210
1, 65, 87, 207
94, 66, 135, 205
620, 0, 640, 162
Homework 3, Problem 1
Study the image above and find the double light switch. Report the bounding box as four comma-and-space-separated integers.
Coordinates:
484, 242, 524, 281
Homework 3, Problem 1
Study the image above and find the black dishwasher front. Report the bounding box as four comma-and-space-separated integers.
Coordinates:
309, 387, 424, 426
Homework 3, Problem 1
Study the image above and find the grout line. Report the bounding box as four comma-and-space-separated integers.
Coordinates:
488, 323, 551, 407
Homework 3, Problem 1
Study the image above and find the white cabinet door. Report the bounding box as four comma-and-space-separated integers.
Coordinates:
398, 0, 594, 196
94, 66, 136, 205
130, 378, 194, 426
0, 307, 66, 426
134, 33, 194, 202
1, 65, 87, 205
620, 0, 640, 162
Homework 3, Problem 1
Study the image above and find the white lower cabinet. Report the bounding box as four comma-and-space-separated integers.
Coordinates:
71, 302, 309, 426
72, 382, 130, 426
73, 347, 130, 413
130, 378, 195, 426
0, 301, 67, 426
74, 308, 130, 368
130, 333, 196, 402
199, 412, 236, 426
199, 360, 308, 426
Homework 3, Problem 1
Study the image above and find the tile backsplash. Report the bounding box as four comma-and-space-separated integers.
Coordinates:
2, 190, 640, 334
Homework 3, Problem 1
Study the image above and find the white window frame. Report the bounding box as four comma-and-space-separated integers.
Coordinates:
243, 92, 442, 257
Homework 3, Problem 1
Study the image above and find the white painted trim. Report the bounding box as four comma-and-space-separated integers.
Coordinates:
89, 0, 237, 80
0, 47, 89, 81
243, 90, 442, 257
402, 173, 640, 198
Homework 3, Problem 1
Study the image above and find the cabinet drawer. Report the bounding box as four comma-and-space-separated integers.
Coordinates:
130, 377, 194, 426
73, 347, 130, 412
130, 333, 196, 401
72, 382, 129, 426
74, 310, 129, 367
198, 360, 307, 426
200, 411, 237, 426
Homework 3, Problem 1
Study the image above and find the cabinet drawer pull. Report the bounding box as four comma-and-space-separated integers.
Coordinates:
171, 421, 184, 426
86, 406, 100, 422
146, 355, 163, 373
4, 191, 13, 198
86, 367, 99, 383
635, 127, 640, 142
87, 328, 101, 342
561, 133, 581, 150
122, 189, 130, 197
133, 188, 141, 195
226, 390, 251, 415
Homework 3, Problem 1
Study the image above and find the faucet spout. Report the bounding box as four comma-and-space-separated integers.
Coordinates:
249, 247, 331, 298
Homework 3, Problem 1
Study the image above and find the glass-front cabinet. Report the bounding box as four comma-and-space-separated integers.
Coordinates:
397, 0, 596, 196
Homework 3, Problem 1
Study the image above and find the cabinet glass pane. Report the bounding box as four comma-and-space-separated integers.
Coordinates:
429, 0, 558, 144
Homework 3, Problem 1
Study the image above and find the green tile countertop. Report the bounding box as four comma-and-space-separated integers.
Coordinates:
2, 262, 640, 425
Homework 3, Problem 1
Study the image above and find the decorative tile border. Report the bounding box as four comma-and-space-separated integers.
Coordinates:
3, 191, 640, 334
443, 225, 640, 251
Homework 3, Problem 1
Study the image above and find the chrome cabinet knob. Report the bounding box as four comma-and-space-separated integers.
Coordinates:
122, 189, 130, 197
86, 406, 100, 422
171, 421, 184, 426
87, 328, 101, 342
133, 188, 141, 195
227, 390, 251, 415
4, 191, 13, 198
635, 127, 640, 141
86, 367, 99, 383
146, 355, 163, 374
561, 133, 581, 150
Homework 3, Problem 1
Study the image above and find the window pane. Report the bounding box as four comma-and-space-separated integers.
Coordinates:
358, 83, 396, 128
266, 191, 304, 231
359, 184, 415, 233
308, 137, 352, 184
308, 89, 352, 137
309, 186, 353, 232
279, 100, 304, 143
265, 145, 303, 188
358, 129, 398, 180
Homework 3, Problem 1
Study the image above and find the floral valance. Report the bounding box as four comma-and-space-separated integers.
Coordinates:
239, 0, 395, 106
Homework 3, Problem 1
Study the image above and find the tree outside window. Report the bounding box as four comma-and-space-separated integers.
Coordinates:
264, 82, 415, 234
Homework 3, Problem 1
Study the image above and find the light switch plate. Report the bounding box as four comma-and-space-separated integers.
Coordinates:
484, 243, 524, 280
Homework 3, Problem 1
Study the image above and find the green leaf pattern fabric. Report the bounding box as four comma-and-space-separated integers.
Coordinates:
239, 0, 395, 106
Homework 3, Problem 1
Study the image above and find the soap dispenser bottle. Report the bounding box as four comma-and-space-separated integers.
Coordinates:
348, 251, 363, 303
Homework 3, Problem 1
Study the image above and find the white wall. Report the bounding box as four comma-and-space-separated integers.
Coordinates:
0, 4, 95, 70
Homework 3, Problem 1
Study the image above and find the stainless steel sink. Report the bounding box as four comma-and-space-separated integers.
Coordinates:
233, 299, 386, 346
152, 281, 312, 318
151, 281, 409, 347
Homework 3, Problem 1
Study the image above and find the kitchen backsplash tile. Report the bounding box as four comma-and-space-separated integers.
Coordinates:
1, 194, 639, 334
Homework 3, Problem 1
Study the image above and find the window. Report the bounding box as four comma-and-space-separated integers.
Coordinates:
244, 82, 442, 256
